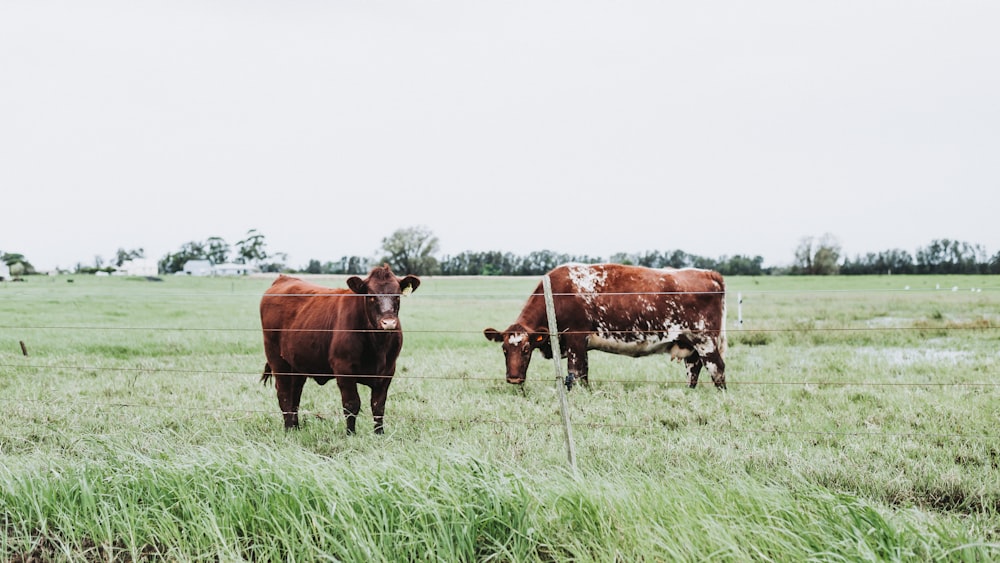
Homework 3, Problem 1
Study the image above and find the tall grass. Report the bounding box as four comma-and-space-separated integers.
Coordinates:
1, 274, 998, 560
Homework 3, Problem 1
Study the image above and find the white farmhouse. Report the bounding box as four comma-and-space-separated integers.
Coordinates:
182, 260, 214, 276
0, 261, 10, 280
213, 263, 261, 276
116, 259, 159, 277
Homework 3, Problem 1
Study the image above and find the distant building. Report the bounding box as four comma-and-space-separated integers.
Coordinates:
213, 263, 261, 276
179, 260, 260, 276
182, 260, 214, 276
0, 261, 10, 280
115, 259, 159, 277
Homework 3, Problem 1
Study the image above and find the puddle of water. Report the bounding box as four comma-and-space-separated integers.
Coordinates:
854, 347, 971, 366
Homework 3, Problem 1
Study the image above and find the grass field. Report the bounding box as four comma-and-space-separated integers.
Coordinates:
1, 273, 998, 561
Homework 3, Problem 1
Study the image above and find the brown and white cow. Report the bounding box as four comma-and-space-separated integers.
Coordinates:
484, 263, 727, 389
260, 265, 420, 433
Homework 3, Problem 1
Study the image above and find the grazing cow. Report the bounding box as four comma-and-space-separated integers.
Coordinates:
260, 265, 420, 433
484, 263, 727, 389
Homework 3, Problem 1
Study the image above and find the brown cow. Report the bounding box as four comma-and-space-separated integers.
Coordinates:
260, 265, 420, 433
484, 263, 726, 389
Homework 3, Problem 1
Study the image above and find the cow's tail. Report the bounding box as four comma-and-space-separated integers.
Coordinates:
260, 362, 273, 386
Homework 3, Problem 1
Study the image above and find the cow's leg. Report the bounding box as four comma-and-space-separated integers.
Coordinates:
684, 357, 702, 388
564, 336, 590, 389
336, 378, 362, 435
703, 352, 726, 390
275, 372, 307, 429
370, 378, 393, 435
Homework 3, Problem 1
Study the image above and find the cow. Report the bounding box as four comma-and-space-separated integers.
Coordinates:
483, 263, 726, 389
259, 265, 420, 434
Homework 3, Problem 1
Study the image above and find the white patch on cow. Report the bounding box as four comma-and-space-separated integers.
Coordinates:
568, 264, 607, 304
664, 325, 683, 342
508, 333, 526, 346
694, 339, 716, 355
588, 333, 674, 357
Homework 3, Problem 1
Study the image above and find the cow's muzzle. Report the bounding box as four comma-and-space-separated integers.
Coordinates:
506, 376, 525, 385
378, 317, 399, 330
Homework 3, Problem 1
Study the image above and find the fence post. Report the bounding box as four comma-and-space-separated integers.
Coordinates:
542, 274, 577, 475
737, 291, 743, 328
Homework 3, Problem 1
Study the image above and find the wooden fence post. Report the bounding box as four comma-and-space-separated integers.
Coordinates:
542, 274, 577, 474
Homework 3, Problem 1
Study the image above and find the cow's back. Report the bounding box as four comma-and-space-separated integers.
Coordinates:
549, 264, 726, 335
261, 275, 357, 374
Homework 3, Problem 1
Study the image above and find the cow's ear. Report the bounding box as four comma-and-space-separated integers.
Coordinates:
483, 328, 503, 342
347, 276, 368, 294
534, 329, 554, 357
400, 275, 420, 295
531, 328, 550, 346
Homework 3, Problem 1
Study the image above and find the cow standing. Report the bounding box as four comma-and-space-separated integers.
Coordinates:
484, 263, 726, 389
260, 265, 420, 433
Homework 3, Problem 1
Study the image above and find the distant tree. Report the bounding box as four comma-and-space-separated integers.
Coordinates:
608, 252, 635, 265
205, 237, 231, 265
989, 251, 1000, 274
663, 250, 692, 268
3, 252, 37, 276
344, 256, 370, 275
323, 256, 371, 275
842, 249, 915, 275
691, 255, 719, 270
304, 259, 322, 274
716, 255, 765, 276
793, 234, 841, 275
159, 240, 208, 274
113, 247, 145, 267
236, 229, 269, 266
259, 252, 288, 273
2, 252, 26, 266
516, 250, 569, 275
877, 249, 916, 274
380, 226, 440, 275
439, 251, 516, 275
916, 239, 985, 274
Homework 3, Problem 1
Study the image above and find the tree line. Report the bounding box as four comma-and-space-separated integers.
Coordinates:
4, 228, 1000, 279
301, 228, 1000, 277
790, 234, 1000, 275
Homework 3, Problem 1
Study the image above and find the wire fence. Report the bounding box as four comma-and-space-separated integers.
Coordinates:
2, 362, 1000, 388
3, 285, 999, 446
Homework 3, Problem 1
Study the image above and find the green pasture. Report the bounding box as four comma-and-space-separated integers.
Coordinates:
1, 273, 998, 561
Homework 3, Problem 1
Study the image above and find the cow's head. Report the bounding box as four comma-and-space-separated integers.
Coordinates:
347, 264, 420, 330
483, 323, 551, 384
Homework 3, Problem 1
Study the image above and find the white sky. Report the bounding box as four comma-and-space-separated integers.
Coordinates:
3, 1, 999, 271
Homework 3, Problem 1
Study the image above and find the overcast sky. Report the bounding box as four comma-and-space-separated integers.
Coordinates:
3, 1, 998, 272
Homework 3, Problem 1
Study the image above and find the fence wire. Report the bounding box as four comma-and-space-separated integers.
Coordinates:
3, 285, 998, 443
